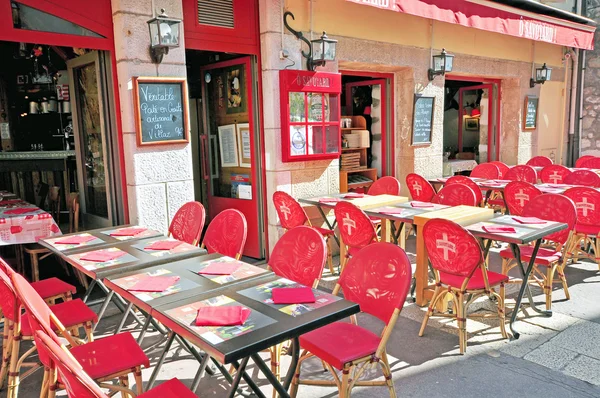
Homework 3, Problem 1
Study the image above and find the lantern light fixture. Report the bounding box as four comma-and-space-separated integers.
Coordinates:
283, 11, 337, 71
147, 9, 182, 64
530, 63, 552, 88
428, 48, 454, 81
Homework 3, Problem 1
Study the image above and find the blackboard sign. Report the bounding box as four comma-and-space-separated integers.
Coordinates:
523, 95, 539, 130
411, 95, 435, 145
133, 77, 189, 146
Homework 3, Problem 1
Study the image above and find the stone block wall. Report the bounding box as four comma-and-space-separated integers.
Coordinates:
582, 1, 600, 156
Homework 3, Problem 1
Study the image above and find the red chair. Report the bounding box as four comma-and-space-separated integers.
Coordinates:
11, 272, 150, 397
499, 194, 577, 310
168, 201, 206, 245
540, 165, 572, 184
290, 243, 412, 398
446, 175, 483, 206
470, 163, 500, 179
575, 155, 596, 168
580, 157, 600, 169
419, 219, 508, 353
33, 331, 197, 398
490, 161, 510, 178
504, 165, 538, 184
334, 202, 378, 271
201, 209, 247, 259
368, 176, 401, 195
273, 191, 334, 274
432, 184, 477, 207
406, 173, 436, 202
563, 187, 600, 269
526, 156, 553, 167
564, 169, 600, 187
503, 181, 542, 216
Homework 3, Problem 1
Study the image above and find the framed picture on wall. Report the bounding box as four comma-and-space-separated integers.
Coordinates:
236, 123, 252, 168
465, 117, 480, 131
225, 65, 247, 114
217, 124, 239, 167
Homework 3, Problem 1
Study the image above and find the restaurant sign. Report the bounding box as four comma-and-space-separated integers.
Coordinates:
347, 0, 396, 11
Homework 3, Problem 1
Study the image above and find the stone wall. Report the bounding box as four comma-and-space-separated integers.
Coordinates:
582, 0, 600, 156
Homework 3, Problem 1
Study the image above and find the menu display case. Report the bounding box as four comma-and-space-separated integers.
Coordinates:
279, 70, 341, 162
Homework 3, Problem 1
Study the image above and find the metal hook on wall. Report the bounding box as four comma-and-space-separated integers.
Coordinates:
283, 11, 313, 70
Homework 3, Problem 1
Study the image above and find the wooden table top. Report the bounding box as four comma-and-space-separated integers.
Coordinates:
413, 205, 494, 227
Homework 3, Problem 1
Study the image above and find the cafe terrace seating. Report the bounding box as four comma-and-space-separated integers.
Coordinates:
575, 155, 595, 168
564, 169, 600, 187
563, 187, 600, 269
334, 201, 378, 271
368, 176, 402, 196
526, 156, 553, 167
490, 161, 510, 178
168, 201, 206, 246
540, 164, 572, 184
579, 156, 600, 168
432, 184, 478, 207
469, 163, 500, 180
445, 175, 484, 206
504, 165, 538, 183
503, 181, 542, 216
406, 173, 436, 202
200, 208, 247, 260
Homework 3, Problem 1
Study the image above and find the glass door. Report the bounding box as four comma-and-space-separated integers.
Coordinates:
458, 83, 499, 162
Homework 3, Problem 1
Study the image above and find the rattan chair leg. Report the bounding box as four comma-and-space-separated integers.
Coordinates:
271, 344, 282, 398
134, 366, 143, 395
545, 266, 555, 311
340, 367, 350, 398
0, 325, 12, 391
380, 353, 397, 398
418, 285, 441, 337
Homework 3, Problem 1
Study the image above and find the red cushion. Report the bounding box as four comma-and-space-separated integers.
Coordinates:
487, 198, 505, 206
299, 322, 381, 370
499, 246, 561, 266
70, 332, 150, 379
575, 223, 600, 236
21, 299, 98, 337
369, 216, 381, 224
31, 277, 76, 299
139, 378, 197, 398
439, 268, 508, 290
313, 226, 335, 236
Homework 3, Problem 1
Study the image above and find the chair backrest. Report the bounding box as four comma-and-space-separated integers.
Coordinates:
68, 192, 80, 233
368, 176, 401, 196
406, 173, 435, 202
268, 226, 327, 288
48, 186, 61, 223
504, 181, 542, 216
490, 161, 510, 178
0, 270, 18, 323
432, 184, 477, 207
470, 163, 500, 180
423, 218, 483, 278
168, 201, 206, 246
580, 157, 600, 169
540, 164, 572, 184
202, 209, 247, 259
504, 165, 538, 184
575, 155, 596, 168
338, 243, 412, 323
445, 175, 483, 205
34, 331, 107, 398
526, 156, 553, 167
522, 194, 577, 244
334, 201, 378, 250
563, 187, 600, 227
564, 169, 600, 187
272, 191, 308, 230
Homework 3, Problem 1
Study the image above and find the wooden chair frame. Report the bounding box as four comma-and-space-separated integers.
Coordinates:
569, 232, 600, 271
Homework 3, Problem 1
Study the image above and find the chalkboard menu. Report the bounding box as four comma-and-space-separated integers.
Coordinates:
523, 95, 539, 130
411, 95, 435, 145
132, 77, 189, 146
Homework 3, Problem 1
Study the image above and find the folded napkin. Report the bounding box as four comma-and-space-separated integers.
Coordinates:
482, 225, 516, 234
379, 208, 405, 215
271, 287, 316, 304
343, 193, 364, 199
512, 217, 546, 225
55, 235, 97, 245
4, 207, 39, 215
144, 240, 183, 251
437, 178, 449, 183
80, 250, 126, 263
410, 201, 434, 208
128, 275, 180, 292
547, 184, 568, 188
110, 227, 148, 237
195, 306, 251, 327
318, 197, 341, 203
198, 262, 241, 275
0, 200, 22, 205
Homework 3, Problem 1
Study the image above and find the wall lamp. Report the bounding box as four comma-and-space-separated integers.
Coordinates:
147, 9, 182, 64
530, 63, 552, 88
428, 48, 454, 81
283, 11, 337, 71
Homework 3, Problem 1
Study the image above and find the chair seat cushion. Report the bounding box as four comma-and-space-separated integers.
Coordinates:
313, 226, 335, 236
31, 277, 76, 299
139, 378, 197, 398
499, 246, 561, 266
70, 332, 150, 379
487, 198, 505, 207
299, 322, 381, 370
439, 268, 508, 290
21, 299, 97, 337
575, 223, 600, 236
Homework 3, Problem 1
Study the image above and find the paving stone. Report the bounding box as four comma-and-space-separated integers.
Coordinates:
524, 343, 579, 370
563, 355, 600, 386
545, 321, 600, 360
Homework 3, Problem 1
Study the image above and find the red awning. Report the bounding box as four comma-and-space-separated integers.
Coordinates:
346, 0, 595, 50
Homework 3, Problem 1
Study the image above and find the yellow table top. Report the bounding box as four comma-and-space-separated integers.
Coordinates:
350, 195, 409, 210
413, 205, 494, 227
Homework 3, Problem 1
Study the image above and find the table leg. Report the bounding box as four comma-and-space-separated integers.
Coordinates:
380, 219, 391, 243
227, 358, 250, 398
81, 279, 97, 303
115, 302, 133, 334
147, 331, 176, 390
137, 315, 152, 345
191, 352, 211, 393
415, 226, 429, 306
96, 282, 145, 327
283, 338, 299, 390
316, 205, 339, 246
391, 221, 406, 249
93, 291, 114, 332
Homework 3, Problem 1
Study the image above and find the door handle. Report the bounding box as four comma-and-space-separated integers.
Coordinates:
200, 135, 209, 180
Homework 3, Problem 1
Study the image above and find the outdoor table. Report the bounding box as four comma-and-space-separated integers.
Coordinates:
442, 159, 478, 176
0, 199, 61, 245
148, 275, 360, 398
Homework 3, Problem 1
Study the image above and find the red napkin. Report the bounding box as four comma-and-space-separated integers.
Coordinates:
513, 217, 546, 224
110, 227, 148, 237
0, 200, 21, 205
195, 306, 251, 327
80, 250, 126, 263
411, 201, 434, 208
343, 193, 364, 199
318, 198, 341, 203
145, 240, 183, 251
128, 275, 180, 292
482, 225, 516, 234
271, 287, 316, 304
198, 262, 241, 275
4, 207, 39, 215
379, 208, 405, 215
55, 235, 97, 245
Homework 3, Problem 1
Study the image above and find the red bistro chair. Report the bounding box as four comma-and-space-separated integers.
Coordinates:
334, 201, 378, 272
564, 169, 600, 187
446, 175, 483, 206
504, 165, 538, 184
470, 163, 500, 180
490, 161, 510, 178
11, 272, 150, 397
33, 331, 197, 398
168, 201, 206, 246
540, 165, 572, 184
575, 155, 596, 168
503, 181, 542, 216
580, 157, 600, 169
499, 194, 577, 310
273, 191, 335, 274
201, 209, 247, 259
432, 184, 477, 207
368, 176, 401, 195
563, 187, 600, 269
526, 156, 553, 167
290, 243, 412, 398
419, 219, 508, 354
406, 173, 436, 202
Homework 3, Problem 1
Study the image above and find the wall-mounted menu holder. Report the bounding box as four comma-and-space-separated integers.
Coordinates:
411, 94, 435, 146
523, 95, 538, 130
